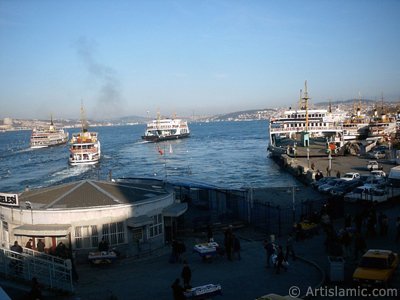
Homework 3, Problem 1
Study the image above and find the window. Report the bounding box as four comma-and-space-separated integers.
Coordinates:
102, 221, 125, 245
148, 214, 163, 238
75, 225, 98, 249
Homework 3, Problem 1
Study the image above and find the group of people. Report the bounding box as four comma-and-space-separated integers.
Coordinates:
23, 238, 45, 253
263, 234, 296, 274
321, 205, 399, 262
171, 260, 192, 300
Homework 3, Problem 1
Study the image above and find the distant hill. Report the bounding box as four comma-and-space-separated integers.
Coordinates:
316, 99, 376, 106
205, 108, 276, 121
116, 115, 148, 124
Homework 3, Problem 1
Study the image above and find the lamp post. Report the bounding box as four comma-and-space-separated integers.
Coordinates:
328, 150, 332, 176
292, 186, 296, 223
307, 147, 310, 168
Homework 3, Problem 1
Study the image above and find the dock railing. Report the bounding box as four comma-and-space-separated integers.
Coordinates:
0, 245, 74, 293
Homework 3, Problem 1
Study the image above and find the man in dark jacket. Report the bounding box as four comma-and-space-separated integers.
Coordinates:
181, 260, 192, 289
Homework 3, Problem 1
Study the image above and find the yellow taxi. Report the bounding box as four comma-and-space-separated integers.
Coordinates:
353, 249, 399, 287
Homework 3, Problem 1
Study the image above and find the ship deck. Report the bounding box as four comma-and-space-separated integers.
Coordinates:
270, 137, 343, 158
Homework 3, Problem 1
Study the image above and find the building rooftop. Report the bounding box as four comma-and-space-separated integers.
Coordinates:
19, 180, 169, 210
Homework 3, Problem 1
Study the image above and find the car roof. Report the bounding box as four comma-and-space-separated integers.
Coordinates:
364, 249, 393, 258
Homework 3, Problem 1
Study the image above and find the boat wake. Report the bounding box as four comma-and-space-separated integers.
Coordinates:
135, 140, 151, 144
44, 166, 92, 185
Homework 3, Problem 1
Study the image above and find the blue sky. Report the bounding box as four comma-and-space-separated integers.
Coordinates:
0, 0, 399, 120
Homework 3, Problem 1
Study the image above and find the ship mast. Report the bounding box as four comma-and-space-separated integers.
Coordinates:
302, 80, 310, 132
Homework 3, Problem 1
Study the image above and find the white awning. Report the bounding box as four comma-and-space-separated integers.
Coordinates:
162, 202, 188, 217
13, 224, 71, 237
126, 215, 153, 228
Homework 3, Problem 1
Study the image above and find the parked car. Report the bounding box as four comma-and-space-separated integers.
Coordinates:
342, 172, 360, 181
353, 249, 399, 287
318, 179, 344, 193
318, 178, 342, 193
364, 177, 386, 187
311, 177, 336, 190
367, 160, 382, 171
370, 170, 386, 178
373, 150, 386, 159
330, 180, 363, 197
344, 185, 387, 203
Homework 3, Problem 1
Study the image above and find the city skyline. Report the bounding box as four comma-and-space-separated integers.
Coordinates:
1, 0, 399, 120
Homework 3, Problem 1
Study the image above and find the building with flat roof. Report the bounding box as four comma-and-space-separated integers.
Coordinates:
0, 179, 187, 261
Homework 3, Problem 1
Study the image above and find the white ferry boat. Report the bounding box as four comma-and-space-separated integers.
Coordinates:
368, 105, 397, 138
142, 116, 190, 142
341, 104, 369, 141
69, 106, 101, 165
30, 118, 69, 149
268, 82, 342, 150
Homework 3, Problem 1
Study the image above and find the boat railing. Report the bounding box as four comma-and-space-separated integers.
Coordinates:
70, 148, 98, 154
270, 126, 342, 133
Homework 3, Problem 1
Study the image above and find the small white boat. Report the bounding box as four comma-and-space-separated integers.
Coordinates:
30, 118, 69, 148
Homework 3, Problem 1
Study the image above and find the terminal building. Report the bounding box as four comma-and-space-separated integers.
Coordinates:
0, 178, 187, 262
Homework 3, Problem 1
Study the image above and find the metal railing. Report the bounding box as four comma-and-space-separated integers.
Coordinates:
0, 246, 74, 293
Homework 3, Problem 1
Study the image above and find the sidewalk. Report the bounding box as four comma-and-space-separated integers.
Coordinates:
71, 229, 323, 300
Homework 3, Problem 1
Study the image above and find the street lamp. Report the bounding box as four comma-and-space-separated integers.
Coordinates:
328, 150, 332, 176
291, 186, 296, 223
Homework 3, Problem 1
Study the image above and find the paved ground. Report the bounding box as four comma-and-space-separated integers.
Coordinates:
71, 229, 322, 300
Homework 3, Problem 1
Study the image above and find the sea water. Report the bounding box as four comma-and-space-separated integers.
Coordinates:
0, 121, 296, 192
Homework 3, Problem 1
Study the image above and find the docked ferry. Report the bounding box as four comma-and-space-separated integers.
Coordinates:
69, 105, 101, 165
269, 83, 342, 143
368, 105, 397, 138
30, 118, 69, 149
142, 117, 190, 142
341, 104, 369, 141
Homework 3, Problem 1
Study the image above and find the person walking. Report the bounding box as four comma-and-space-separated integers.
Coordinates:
28, 277, 42, 300
10, 241, 23, 275
275, 246, 287, 274
181, 260, 192, 289
224, 227, 233, 261
171, 278, 185, 300
25, 239, 33, 249
263, 239, 275, 268
395, 217, 400, 242
36, 239, 45, 252
285, 233, 296, 261
232, 233, 241, 260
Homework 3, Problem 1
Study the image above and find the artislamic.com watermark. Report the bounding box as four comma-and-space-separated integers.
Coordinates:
288, 285, 398, 298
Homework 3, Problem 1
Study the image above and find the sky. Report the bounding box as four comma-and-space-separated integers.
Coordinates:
0, 0, 399, 120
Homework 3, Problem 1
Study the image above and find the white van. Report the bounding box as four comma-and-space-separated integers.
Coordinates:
389, 166, 400, 187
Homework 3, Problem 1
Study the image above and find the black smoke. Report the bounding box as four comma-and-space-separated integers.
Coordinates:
74, 36, 122, 119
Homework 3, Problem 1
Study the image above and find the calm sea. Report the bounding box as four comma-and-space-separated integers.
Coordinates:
0, 121, 296, 192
